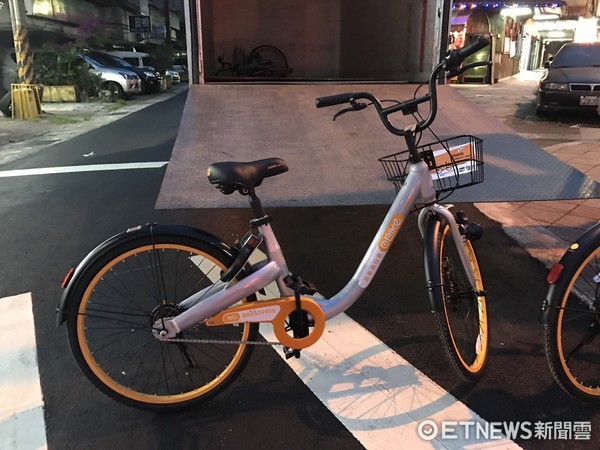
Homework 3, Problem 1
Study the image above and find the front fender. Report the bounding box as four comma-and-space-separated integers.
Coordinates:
57, 223, 239, 326
423, 215, 444, 313
541, 222, 600, 324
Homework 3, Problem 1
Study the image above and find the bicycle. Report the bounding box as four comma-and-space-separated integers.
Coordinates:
542, 221, 600, 403
215, 45, 293, 78
57, 36, 492, 411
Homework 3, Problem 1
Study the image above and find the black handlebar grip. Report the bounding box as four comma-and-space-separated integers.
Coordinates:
315, 93, 352, 108
456, 34, 491, 61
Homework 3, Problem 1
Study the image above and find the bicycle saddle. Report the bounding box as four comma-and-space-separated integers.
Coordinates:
207, 157, 288, 194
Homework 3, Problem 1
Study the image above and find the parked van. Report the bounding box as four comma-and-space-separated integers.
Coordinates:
106, 50, 156, 71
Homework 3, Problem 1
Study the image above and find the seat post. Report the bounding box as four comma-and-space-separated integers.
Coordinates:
248, 189, 267, 219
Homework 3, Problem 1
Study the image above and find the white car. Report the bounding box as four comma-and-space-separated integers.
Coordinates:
81, 53, 141, 99
164, 69, 180, 83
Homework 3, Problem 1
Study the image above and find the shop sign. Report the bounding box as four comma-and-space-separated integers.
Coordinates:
129, 15, 151, 33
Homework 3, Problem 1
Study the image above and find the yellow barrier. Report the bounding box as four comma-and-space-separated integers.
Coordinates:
10, 84, 42, 119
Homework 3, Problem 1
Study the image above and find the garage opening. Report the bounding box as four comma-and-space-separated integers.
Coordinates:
200, 0, 431, 83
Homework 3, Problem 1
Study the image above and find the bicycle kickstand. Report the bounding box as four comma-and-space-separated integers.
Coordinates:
282, 275, 317, 359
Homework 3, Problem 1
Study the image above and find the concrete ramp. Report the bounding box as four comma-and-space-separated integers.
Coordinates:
156, 84, 600, 209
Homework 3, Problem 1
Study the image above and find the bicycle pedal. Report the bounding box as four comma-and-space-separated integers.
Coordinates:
284, 346, 301, 359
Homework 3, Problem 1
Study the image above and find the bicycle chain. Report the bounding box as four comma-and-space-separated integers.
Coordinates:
163, 336, 283, 346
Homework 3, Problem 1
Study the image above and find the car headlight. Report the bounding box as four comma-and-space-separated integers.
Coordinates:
542, 82, 569, 91
119, 72, 137, 80
144, 71, 155, 77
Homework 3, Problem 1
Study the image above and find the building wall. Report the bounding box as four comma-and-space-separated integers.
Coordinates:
340, 0, 412, 79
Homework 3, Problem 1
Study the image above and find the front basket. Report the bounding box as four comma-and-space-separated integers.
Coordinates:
379, 135, 484, 195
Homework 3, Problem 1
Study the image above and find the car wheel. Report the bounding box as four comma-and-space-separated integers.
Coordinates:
140, 80, 149, 94
105, 81, 124, 101
0, 92, 13, 117
535, 106, 548, 117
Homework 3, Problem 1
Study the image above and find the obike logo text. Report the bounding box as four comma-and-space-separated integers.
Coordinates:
222, 306, 280, 324
378, 214, 404, 251
359, 214, 405, 288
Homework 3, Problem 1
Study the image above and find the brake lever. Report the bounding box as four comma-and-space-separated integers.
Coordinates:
332, 100, 368, 121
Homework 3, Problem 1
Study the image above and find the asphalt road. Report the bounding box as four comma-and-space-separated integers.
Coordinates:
0, 89, 598, 449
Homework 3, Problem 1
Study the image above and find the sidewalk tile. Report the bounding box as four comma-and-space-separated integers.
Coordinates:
520, 204, 566, 223
556, 214, 597, 230
569, 204, 600, 220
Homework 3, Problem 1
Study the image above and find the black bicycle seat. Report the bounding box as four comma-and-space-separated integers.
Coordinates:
207, 157, 288, 194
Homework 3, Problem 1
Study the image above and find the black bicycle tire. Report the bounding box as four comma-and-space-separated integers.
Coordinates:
65, 233, 258, 411
430, 219, 489, 382
0, 91, 13, 117
250, 45, 288, 69
544, 225, 600, 402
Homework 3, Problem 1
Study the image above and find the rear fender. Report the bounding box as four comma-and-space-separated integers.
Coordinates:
541, 222, 600, 324
57, 223, 245, 326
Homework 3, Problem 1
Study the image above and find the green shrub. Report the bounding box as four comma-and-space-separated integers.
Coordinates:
33, 46, 103, 96
151, 44, 174, 74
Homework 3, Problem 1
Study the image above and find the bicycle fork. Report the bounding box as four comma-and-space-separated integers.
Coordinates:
418, 204, 483, 302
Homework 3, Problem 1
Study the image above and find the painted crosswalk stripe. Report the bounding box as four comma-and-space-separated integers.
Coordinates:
0, 162, 169, 178
0, 293, 47, 449
249, 251, 519, 449
261, 316, 519, 449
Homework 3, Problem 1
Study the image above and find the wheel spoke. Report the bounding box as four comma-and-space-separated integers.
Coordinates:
70, 240, 256, 409
547, 241, 600, 400
435, 221, 488, 381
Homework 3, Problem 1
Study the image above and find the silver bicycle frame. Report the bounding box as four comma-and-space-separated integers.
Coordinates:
164, 160, 478, 335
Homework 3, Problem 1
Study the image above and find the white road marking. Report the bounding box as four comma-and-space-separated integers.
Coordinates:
0, 293, 47, 450
249, 250, 519, 449
261, 315, 519, 449
0, 162, 168, 178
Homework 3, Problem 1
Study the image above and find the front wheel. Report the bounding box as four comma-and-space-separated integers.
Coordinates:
105, 81, 124, 101
65, 232, 258, 411
544, 224, 600, 402
428, 219, 489, 382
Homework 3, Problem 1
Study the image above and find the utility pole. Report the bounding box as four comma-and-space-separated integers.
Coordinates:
164, 0, 171, 44
8, 0, 35, 84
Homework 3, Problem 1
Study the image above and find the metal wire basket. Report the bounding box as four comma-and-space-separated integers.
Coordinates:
379, 134, 484, 195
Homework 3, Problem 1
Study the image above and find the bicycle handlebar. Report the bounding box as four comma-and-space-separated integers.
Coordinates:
447, 34, 491, 71
315, 34, 491, 136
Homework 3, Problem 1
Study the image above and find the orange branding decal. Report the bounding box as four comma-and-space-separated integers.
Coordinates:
378, 214, 404, 251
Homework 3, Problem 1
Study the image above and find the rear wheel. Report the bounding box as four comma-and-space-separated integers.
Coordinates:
66, 234, 258, 411
432, 220, 489, 382
250, 45, 290, 76
544, 237, 600, 402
